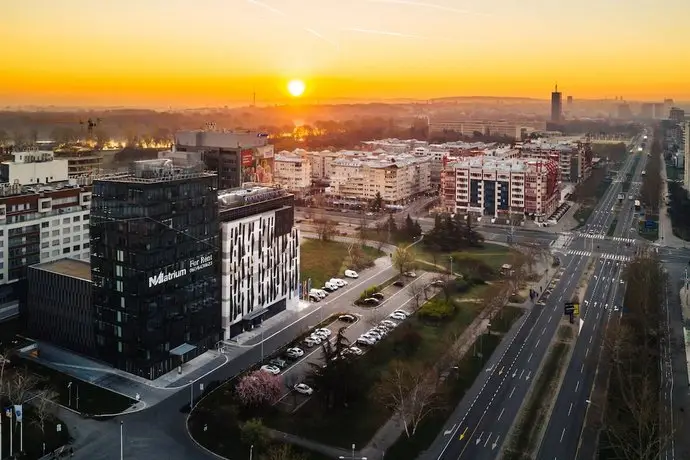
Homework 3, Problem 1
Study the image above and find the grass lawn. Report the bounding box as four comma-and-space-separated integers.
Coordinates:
415, 243, 512, 272
301, 239, 383, 288
17, 358, 137, 415
189, 283, 503, 455
384, 309, 524, 460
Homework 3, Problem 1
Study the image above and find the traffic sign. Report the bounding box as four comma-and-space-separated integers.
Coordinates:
564, 302, 575, 314
573, 303, 580, 316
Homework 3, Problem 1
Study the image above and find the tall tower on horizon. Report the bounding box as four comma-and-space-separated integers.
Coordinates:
551, 84, 563, 123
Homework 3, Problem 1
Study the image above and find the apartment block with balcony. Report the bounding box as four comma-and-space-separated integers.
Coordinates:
519, 140, 592, 183
274, 152, 312, 194
328, 154, 431, 203
441, 157, 560, 221
0, 179, 93, 321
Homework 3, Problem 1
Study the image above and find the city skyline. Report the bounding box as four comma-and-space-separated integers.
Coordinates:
3, 0, 689, 107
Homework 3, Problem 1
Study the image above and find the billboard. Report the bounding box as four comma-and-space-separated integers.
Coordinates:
241, 145, 275, 185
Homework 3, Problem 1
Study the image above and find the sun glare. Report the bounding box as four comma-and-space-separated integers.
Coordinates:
287, 79, 306, 97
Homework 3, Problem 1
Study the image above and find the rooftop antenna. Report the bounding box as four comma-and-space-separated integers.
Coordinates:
252, 87, 256, 107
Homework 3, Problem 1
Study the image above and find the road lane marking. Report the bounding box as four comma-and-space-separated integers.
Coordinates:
476, 432, 483, 445
581, 363, 584, 373
528, 352, 533, 362
526, 371, 532, 381
498, 408, 505, 421
568, 402, 573, 416
520, 369, 525, 379
535, 338, 540, 347
585, 347, 589, 358
443, 423, 457, 436
589, 336, 593, 344
459, 427, 468, 440
575, 381, 580, 392
541, 327, 546, 335
560, 428, 566, 442
509, 387, 515, 398
484, 432, 491, 447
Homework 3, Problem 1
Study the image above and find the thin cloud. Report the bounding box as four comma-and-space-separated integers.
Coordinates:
247, 0, 287, 16
364, 0, 490, 17
342, 27, 427, 39
246, 0, 338, 47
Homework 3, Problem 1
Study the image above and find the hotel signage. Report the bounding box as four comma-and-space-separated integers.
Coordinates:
148, 254, 214, 288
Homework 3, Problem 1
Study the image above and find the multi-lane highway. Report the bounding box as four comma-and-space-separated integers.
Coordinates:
424, 136, 644, 460
537, 139, 648, 460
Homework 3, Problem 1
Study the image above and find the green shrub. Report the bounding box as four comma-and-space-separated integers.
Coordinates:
453, 279, 471, 293
359, 285, 381, 300
418, 299, 454, 321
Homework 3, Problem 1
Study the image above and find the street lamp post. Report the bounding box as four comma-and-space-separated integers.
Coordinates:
249, 444, 254, 460
120, 421, 124, 460
449, 256, 453, 277
67, 381, 72, 407
189, 380, 194, 410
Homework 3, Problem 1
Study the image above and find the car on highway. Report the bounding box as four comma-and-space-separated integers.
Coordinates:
260, 365, 281, 375
294, 383, 314, 395
285, 347, 304, 359
344, 270, 359, 278
338, 314, 356, 322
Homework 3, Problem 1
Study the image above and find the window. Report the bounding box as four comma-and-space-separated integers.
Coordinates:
116, 280, 123, 292
52, 230, 59, 237
41, 232, 49, 238
62, 217, 70, 225
41, 242, 49, 249
73, 215, 80, 222
73, 245, 80, 251
115, 265, 123, 277
52, 249, 59, 256
41, 251, 49, 259
117, 342, 123, 353
63, 237, 71, 244
62, 247, 70, 254
41, 222, 49, 228
63, 227, 71, 234
83, 243, 90, 249
52, 240, 59, 247
82, 224, 88, 230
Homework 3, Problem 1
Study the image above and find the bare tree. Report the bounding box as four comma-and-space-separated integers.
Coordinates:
366, 309, 388, 328
31, 389, 59, 437
407, 281, 428, 311
374, 361, 440, 438
259, 444, 308, 460
2, 370, 40, 406
347, 241, 364, 270
392, 245, 415, 275
314, 218, 337, 241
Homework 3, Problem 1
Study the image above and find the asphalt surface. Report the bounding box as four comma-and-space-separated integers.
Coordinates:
539, 135, 649, 460
423, 136, 644, 460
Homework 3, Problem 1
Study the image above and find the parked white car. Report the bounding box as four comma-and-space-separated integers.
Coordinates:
294, 383, 314, 395
389, 312, 407, 321
347, 346, 364, 356
344, 270, 359, 278
357, 337, 375, 346
330, 278, 346, 287
285, 347, 304, 358
324, 281, 339, 291
393, 309, 409, 317
260, 365, 281, 375
380, 320, 397, 328
315, 328, 332, 337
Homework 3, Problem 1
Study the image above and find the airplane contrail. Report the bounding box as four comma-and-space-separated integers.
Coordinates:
247, 0, 287, 16
246, 0, 338, 47
364, 0, 490, 16
342, 27, 427, 39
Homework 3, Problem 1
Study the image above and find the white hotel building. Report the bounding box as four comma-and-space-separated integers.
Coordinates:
441, 157, 560, 221
328, 154, 432, 203
218, 186, 300, 338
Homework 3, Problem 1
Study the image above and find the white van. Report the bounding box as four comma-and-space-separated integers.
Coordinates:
324, 281, 339, 291
309, 288, 324, 299
344, 270, 359, 278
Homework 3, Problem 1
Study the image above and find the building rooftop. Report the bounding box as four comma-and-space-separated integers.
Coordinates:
32, 258, 92, 281
275, 153, 307, 163
218, 185, 289, 210
0, 177, 92, 198
96, 160, 216, 183
447, 157, 549, 173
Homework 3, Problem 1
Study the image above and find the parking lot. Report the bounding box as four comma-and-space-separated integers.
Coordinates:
263, 271, 436, 409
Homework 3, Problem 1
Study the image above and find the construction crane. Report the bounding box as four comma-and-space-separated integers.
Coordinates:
79, 118, 102, 136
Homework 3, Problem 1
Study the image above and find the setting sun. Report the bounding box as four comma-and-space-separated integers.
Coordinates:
287, 79, 306, 98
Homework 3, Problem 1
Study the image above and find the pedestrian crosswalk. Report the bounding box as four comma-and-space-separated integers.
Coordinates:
567, 249, 631, 262
551, 232, 574, 249
578, 233, 636, 244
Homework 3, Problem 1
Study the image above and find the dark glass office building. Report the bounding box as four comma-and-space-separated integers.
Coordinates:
90, 160, 221, 380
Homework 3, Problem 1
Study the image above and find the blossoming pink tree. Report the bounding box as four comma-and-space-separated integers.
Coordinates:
235, 370, 283, 407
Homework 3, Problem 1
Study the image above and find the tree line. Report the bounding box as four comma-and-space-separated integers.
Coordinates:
423, 213, 484, 252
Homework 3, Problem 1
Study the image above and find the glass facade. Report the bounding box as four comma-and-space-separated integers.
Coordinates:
90, 173, 221, 380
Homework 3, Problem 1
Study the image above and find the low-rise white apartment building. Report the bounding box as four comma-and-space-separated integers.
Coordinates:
274, 152, 312, 193
427, 119, 537, 140
328, 154, 431, 203
307, 150, 341, 182
441, 157, 560, 221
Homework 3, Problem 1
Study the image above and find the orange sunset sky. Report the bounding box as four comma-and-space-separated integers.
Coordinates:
3, 0, 689, 107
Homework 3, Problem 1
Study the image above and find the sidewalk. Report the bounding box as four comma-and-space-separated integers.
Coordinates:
659, 158, 687, 248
